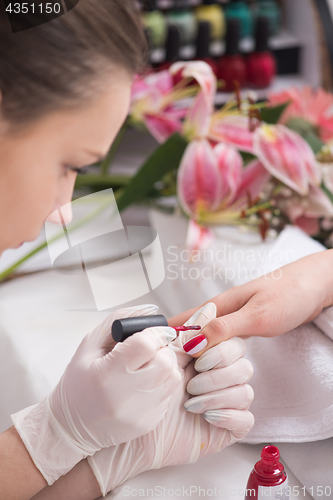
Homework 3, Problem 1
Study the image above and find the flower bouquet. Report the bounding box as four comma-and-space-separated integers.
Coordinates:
2, 61, 333, 281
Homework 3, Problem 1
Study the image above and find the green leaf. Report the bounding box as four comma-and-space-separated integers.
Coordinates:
116, 133, 188, 212
240, 151, 256, 165
74, 174, 130, 192
260, 101, 290, 124
321, 182, 333, 205
303, 131, 325, 154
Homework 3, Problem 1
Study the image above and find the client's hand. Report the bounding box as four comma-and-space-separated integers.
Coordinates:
169, 249, 333, 352
87, 303, 254, 497
11, 304, 181, 486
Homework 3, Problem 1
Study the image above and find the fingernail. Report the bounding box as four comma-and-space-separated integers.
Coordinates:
204, 410, 228, 423
184, 398, 202, 413
183, 334, 207, 355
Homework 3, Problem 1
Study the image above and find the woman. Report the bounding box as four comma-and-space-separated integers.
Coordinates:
1, 0, 332, 498
0, 2, 254, 499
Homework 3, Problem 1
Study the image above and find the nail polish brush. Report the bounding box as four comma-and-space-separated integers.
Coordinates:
112, 315, 201, 342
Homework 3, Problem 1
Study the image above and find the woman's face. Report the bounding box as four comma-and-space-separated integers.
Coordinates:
0, 68, 132, 255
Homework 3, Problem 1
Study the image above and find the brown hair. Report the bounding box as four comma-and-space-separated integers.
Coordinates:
0, 0, 148, 127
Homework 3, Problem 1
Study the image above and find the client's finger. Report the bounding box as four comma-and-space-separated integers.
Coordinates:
184, 384, 254, 413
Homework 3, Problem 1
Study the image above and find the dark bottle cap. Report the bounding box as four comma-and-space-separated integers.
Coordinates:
174, 0, 187, 9
165, 24, 181, 62
225, 19, 240, 56
142, 0, 157, 12
255, 17, 270, 52
196, 21, 211, 59
202, 0, 217, 4
112, 314, 169, 342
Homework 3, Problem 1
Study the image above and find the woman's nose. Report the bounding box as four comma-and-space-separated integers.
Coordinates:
47, 175, 76, 225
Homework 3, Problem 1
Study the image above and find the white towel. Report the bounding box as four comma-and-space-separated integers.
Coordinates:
235, 226, 333, 443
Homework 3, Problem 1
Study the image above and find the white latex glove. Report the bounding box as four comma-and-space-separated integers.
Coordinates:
11, 304, 181, 486
87, 302, 254, 497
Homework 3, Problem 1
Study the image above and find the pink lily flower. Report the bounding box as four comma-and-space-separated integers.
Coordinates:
214, 142, 243, 204
185, 219, 215, 253
130, 70, 192, 143
277, 185, 333, 235
170, 61, 216, 140
209, 114, 258, 154
269, 86, 333, 142
170, 61, 258, 153
177, 139, 223, 218
235, 159, 271, 201
253, 124, 321, 195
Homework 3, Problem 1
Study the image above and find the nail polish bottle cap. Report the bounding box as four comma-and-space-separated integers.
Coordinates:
142, 0, 157, 12
112, 314, 168, 342
196, 21, 211, 59
173, 0, 188, 10
225, 18, 240, 56
255, 16, 270, 52
165, 24, 181, 62
202, 0, 218, 5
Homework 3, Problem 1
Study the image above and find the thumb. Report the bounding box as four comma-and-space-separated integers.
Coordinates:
169, 302, 217, 368
82, 303, 160, 356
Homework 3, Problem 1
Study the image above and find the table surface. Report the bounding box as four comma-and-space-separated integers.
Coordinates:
0, 207, 324, 500
0, 266, 314, 500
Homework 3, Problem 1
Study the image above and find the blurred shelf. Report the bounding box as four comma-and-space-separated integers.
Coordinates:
155, 0, 228, 7
215, 74, 308, 103
150, 29, 300, 64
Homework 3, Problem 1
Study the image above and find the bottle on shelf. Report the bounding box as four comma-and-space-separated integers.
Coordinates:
245, 445, 289, 500
246, 16, 276, 88
224, 0, 254, 39
166, 0, 198, 46
218, 18, 247, 92
142, 0, 167, 50
195, 0, 226, 42
255, 0, 282, 36
156, 23, 181, 71
194, 21, 218, 76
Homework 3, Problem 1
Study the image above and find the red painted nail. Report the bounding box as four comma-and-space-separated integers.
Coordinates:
183, 334, 208, 355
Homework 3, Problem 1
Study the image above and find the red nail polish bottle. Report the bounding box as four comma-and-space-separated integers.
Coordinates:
194, 21, 219, 77
246, 16, 276, 88
245, 445, 289, 500
156, 24, 181, 72
218, 18, 247, 92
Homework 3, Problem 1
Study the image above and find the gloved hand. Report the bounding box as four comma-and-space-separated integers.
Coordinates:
87, 302, 254, 497
11, 304, 181, 486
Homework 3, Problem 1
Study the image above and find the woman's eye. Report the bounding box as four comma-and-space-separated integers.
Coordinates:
63, 164, 89, 176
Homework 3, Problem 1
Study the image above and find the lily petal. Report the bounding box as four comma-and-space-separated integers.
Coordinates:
278, 185, 333, 235
209, 114, 256, 153
213, 143, 243, 203
185, 219, 215, 252
144, 113, 183, 143
144, 70, 175, 95
253, 124, 315, 195
235, 159, 271, 201
177, 139, 222, 217
170, 61, 216, 140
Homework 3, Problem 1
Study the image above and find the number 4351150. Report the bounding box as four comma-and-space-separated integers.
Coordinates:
5, 3, 61, 14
